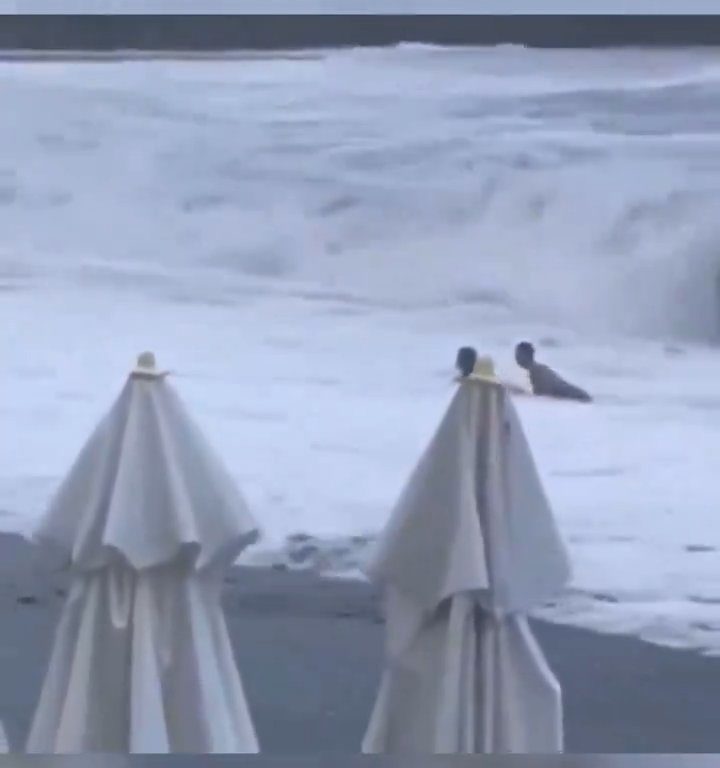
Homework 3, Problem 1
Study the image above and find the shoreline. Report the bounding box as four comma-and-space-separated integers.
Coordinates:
2, 531, 720, 753
4, 521, 720, 658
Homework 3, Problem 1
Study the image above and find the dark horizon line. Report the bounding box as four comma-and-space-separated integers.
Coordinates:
3, 14, 720, 50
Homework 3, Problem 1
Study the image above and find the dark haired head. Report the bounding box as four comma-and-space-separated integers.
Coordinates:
515, 341, 535, 369
456, 346, 477, 377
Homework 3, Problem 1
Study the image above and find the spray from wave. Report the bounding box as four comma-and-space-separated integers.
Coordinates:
184, 155, 720, 343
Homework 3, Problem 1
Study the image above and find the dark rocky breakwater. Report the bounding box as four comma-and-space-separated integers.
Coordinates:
3, 15, 720, 53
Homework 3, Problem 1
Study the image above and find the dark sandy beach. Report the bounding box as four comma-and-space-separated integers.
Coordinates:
1, 531, 720, 755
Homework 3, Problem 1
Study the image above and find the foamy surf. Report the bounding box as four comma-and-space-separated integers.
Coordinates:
3, 45, 720, 654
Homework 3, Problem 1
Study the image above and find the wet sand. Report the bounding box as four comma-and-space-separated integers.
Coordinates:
1, 532, 720, 754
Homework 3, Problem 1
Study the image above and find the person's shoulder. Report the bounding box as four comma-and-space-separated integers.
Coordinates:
531, 362, 560, 382
530, 361, 572, 392
533, 362, 592, 401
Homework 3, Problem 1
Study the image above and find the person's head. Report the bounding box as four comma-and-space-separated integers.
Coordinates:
455, 346, 477, 377
515, 341, 535, 369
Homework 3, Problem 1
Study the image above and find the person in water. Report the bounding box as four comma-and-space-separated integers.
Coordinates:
456, 346, 479, 377
514, 341, 592, 402
455, 346, 527, 394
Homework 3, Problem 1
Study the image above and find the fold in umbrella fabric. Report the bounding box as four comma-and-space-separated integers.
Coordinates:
27, 376, 260, 754
363, 379, 571, 754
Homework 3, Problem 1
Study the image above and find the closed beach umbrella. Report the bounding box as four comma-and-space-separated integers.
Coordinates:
26, 353, 260, 754
362, 362, 571, 754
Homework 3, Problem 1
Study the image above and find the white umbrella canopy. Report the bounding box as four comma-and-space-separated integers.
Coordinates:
362, 372, 572, 754
26, 354, 261, 754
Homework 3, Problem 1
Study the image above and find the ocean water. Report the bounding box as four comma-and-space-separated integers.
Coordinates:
3, 45, 720, 652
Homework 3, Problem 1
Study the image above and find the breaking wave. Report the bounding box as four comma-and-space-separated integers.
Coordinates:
3, 45, 720, 342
